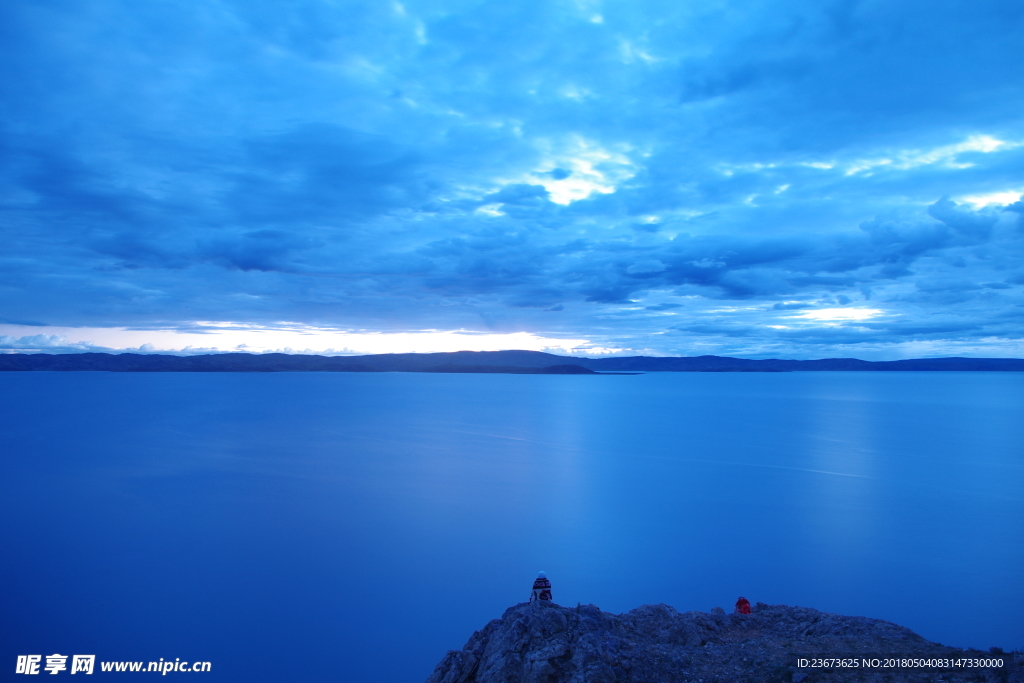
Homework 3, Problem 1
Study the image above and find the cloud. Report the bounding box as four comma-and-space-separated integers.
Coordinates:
0, 334, 86, 351
792, 307, 883, 322
199, 230, 323, 272
230, 125, 427, 224
926, 196, 999, 241
626, 259, 666, 275
2, 0, 1024, 359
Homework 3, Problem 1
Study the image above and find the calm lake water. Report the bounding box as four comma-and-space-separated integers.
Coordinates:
2, 371, 1023, 681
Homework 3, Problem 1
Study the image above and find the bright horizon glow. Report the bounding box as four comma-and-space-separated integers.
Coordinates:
0, 323, 626, 356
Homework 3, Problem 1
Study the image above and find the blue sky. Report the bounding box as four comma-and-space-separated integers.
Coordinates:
2, 0, 1024, 358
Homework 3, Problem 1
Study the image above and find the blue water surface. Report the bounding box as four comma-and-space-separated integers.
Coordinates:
2, 371, 1023, 681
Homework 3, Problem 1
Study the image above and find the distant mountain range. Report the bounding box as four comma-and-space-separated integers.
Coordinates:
2, 350, 1024, 372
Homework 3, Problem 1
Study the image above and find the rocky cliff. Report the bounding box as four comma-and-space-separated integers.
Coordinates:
426, 601, 1021, 683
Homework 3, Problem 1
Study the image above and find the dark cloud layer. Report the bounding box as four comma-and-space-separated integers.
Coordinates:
2, 0, 1024, 358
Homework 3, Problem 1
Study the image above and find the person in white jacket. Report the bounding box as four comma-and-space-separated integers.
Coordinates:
529, 571, 552, 602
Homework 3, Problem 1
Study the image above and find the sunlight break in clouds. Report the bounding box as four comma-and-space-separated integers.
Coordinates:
960, 189, 1024, 208
792, 308, 884, 322
529, 136, 637, 205
718, 135, 1022, 179
844, 134, 1020, 175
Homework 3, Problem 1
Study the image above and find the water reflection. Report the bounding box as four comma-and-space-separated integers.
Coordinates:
1, 371, 1022, 683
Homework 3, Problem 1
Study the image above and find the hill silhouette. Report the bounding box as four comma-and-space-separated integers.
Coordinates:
2, 350, 1024, 373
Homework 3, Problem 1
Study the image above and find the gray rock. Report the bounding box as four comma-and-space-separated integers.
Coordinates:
426, 601, 1023, 683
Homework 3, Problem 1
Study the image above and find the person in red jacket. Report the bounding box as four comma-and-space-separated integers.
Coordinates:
734, 596, 752, 614
530, 572, 552, 602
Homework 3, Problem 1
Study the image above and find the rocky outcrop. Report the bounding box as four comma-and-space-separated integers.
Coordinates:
426, 601, 1022, 683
